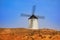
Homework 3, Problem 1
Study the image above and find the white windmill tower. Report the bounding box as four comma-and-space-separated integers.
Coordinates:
21, 5, 44, 29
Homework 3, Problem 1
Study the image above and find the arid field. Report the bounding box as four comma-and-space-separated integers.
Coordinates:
0, 28, 60, 40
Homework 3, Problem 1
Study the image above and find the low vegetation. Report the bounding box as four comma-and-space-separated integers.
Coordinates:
0, 28, 60, 40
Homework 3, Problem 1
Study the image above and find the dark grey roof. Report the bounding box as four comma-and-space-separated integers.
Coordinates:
29, 15, 38, 19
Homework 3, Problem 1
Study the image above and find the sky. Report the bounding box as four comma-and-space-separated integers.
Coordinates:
0, 0, 60, 30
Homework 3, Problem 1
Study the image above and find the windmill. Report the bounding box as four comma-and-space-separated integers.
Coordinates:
21, 5, 45, 29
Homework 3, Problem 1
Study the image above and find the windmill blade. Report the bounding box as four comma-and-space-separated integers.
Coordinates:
32, 5, 36, 15
37, 16, 45, 19
21, 13, 31, 17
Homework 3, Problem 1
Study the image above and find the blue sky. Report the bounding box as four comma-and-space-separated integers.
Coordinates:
0, 0, 60, 30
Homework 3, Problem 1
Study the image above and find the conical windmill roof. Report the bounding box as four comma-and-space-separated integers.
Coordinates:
29, 14, 38, 19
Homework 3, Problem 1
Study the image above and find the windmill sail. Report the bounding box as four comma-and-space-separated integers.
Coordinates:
32, 5, 36, 15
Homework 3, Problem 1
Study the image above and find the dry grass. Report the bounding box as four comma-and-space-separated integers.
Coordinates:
0, 28, 60, 40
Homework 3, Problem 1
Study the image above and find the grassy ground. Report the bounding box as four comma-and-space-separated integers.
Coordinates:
0, 28, 60, 40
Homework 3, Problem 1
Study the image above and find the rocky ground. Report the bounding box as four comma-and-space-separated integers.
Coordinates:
0, 28, 60, 40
